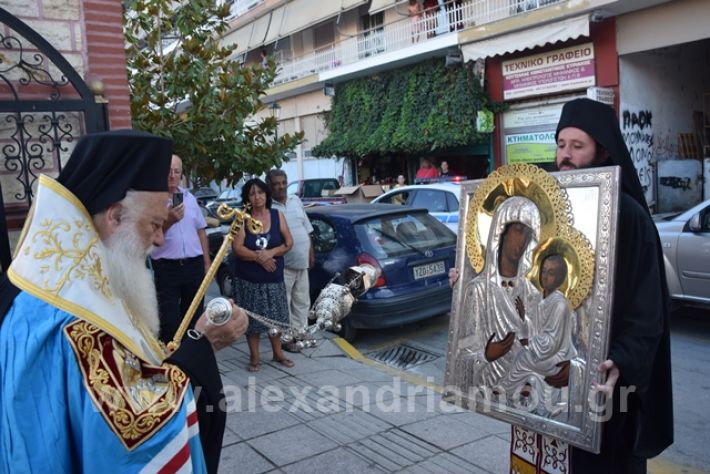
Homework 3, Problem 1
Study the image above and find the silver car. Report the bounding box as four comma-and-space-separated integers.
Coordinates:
654, 199, 710, 307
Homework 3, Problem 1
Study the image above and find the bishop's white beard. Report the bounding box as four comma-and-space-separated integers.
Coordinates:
103, 221, 160, 338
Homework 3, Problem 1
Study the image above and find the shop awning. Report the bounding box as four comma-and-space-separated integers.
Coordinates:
277, 0, 342, 40
226, 0, 369, 52
461, 15, 589, 61
264, 6, 285, 44
368, 0, 406, 15
221, 22, 254, 55
247, 12, 271, 49
368, 0, 395, 14
343, 0, 368, 10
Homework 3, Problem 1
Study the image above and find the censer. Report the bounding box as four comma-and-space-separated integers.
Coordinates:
167, 203, 379, 353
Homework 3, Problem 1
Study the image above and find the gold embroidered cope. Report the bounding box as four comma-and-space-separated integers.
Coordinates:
64, 320, 190, 450
8, 175, 166, 364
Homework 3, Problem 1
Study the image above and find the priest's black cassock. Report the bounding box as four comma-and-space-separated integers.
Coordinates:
556, 99, 673, 473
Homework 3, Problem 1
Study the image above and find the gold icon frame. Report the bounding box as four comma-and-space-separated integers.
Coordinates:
443, 164, 620, 453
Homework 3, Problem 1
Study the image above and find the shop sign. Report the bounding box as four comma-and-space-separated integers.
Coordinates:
503, 103, 563, 129
502, 43, 596, 100
505, 132, 557, 164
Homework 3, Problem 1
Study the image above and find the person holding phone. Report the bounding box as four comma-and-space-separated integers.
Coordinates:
150, 154, 212, 343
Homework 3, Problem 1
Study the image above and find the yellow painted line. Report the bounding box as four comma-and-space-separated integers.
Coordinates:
648, 458, 708, 474
333, 337, 445, 394
355, 316, 450, 354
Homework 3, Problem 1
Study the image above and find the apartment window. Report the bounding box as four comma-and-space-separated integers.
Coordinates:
361, 11, 384, 32
314, 21, 335, 49
359, 12, 384, 58
272, 36, 292, 62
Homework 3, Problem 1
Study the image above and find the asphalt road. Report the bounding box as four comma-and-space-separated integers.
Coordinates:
351, 305, 710, 473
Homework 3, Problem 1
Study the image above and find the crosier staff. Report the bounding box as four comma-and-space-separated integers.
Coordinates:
167, 203, 263, 353
167, 204, 382, 353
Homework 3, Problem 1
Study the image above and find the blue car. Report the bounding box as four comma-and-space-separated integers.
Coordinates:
307, 204, 456, 341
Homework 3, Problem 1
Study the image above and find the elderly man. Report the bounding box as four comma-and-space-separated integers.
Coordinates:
151, 154, 211, 343
0, 131, 247, 473
267, 169, 314, 352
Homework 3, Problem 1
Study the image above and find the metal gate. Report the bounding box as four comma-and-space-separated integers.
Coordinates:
0, 7, 109, 272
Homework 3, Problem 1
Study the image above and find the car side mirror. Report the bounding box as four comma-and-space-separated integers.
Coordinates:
688, 213, 701, 232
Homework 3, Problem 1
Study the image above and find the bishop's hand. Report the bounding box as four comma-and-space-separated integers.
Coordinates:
194, 300, 248, 351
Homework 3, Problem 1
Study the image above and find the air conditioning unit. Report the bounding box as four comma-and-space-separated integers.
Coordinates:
445, 51, 463, 68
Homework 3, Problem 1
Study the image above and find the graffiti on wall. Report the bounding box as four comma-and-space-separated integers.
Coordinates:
621, 107, 654, 204
659, 176, 691, 190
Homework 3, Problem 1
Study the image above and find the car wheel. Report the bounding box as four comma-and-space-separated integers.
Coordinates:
216, 265, 233, 296
338, 319, 357, 342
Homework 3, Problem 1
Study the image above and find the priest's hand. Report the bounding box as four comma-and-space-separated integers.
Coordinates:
195, 301, 248, 351
592, 359, 619, 396
484, 332, 515, 362
544, 360, 570, 388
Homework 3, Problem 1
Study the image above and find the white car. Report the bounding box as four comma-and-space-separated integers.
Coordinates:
372, 183, 461, 233
654, 198, 710, 308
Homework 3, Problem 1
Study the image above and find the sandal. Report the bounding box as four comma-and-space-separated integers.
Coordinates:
247, 362, 260, 372
272, 357, 294, 368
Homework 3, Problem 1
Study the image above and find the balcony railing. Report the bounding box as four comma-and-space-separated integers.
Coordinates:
273, 0, 561, 85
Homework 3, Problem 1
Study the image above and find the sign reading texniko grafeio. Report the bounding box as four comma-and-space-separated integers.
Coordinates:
502, 43, 596, 100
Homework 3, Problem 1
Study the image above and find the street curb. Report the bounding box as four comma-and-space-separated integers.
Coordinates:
332, 337, 446, 394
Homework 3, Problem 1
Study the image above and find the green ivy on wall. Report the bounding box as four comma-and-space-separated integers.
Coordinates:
313, 58, 497, 158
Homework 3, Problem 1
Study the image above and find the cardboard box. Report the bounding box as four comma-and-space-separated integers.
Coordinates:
334, 185, 383, 203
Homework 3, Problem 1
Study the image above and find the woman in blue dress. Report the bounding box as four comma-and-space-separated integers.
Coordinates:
231, 178, 294, 372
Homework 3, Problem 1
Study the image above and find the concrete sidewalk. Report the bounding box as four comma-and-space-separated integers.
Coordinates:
215, 334, 511, 473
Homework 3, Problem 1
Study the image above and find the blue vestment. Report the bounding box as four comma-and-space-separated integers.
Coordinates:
0, 292, 207, 473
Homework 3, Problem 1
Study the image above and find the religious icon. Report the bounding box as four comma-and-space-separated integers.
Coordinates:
443, 163, 620, 453
255, 234, 270, 250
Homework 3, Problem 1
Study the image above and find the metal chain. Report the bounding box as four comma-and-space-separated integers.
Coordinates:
243, 308, 292, 331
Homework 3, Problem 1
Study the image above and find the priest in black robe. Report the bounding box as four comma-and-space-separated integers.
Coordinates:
552, 98, 674, 473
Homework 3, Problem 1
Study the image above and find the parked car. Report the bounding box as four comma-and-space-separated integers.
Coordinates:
198, 205, 233, 294
205, 187, 243, 219
306, 204, 457, 341
371, 183, 461, 233
654, 198, 710, 308
288, 178, 339, 198
288, 178, 345, 206
191, 186, 218, 206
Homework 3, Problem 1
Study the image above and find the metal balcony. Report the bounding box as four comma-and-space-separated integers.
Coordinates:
272, 0, 562, 85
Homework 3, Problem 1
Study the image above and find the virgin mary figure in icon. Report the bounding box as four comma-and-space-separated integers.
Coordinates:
454, 196, 543, 394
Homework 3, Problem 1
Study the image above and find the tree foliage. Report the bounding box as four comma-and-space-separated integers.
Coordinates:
124, 0, 302, 186
313, 58, 498, 158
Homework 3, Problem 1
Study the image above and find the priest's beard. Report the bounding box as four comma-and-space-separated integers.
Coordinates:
103, 218, 160, 337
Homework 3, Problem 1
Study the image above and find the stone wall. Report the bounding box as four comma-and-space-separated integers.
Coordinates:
0, 0, 132, 228
1, 0, 132, 130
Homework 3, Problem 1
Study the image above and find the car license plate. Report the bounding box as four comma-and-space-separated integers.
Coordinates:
413, 261, 445, 280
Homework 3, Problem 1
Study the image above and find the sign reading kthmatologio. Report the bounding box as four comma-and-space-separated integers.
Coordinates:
502, 43, 596, 100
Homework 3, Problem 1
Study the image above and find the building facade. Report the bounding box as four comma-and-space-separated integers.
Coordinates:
225, 0, 709, 210
0, 0, 132, 268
